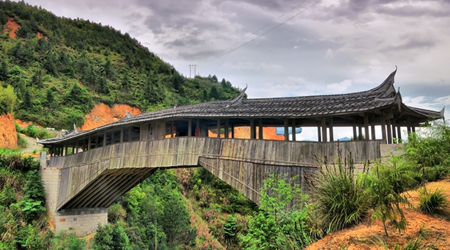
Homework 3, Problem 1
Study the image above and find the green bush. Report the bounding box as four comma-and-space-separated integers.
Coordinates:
312, 155, 368, 234
405, 120, 450, 182
52, 230, 87, 250
240, 173, 312, 249
418, 187, 448, 214
363, 156, 417, 237
17, 133, 28, 148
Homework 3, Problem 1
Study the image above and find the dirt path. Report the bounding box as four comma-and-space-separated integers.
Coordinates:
20, 133, 43, 155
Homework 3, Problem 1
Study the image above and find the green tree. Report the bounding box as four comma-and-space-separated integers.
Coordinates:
93, 223, 130, 250
240, 173, 312, 250
22, 89, 32, 109
0, 85, 17, 114
45, 88, 55, 107
224, 215, 238, 246
0, 60, 8, 81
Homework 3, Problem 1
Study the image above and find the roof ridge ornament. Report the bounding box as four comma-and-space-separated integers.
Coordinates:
124, 110, 133, 119
73, 124, 79, 134
228, 84, 247, 107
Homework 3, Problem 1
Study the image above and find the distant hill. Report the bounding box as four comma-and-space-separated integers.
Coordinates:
0, 1, 240, 129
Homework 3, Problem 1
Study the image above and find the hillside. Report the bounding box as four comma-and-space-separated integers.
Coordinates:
0, 0, 240, 130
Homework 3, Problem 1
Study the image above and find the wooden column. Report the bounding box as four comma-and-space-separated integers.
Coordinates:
397, 125, 402, 143
75, 140, 78, 154
103, 131, 107, 147
188, 119, 192, 137
284, 119, 289, 141
387, 113, 392, 144
231, 124, 234, 139
291, 119, 296, 141
364, 114, 370, 141
217, 119, 221, 138
412, 126, 416, 133
392, 121, 397, 143
317, 126, 322, 142
171, 121, 174, 138
120, 128, 124, 143
321, 117, 327, 142
250, 119, 255, 139
407, 117, 412, 136
64, 145, 68, 156
381, 114, 387, 144
358, 126, 362, 140
329, 117, 334, 142
196, 120, 200, 137
87, 135, 91, 150
225, 119, 229, 139
259, 119, 263, 140
371, 115, 376, 141
353, 124, 357, 141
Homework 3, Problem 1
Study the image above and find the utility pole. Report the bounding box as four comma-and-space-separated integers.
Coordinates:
193, 64, 197, 77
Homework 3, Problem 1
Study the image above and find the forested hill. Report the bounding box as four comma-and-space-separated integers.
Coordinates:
0, 1, 240, 129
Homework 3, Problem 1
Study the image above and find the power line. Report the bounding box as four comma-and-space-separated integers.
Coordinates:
198, 0, 322, 64
201, 0, 310, 63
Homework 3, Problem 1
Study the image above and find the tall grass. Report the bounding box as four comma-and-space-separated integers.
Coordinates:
418, 187, 448, 214
312, 154, 369, 234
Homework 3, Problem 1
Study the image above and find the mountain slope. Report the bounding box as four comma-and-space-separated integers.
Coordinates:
0, 1, 240, 129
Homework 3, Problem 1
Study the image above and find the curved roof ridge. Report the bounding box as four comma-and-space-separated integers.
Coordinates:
247, 68, 398, 102
228, 85, 247, 107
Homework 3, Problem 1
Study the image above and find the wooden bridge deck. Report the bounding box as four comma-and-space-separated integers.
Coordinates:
47, 137, 382, 210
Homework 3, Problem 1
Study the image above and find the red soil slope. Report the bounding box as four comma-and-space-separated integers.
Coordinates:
306, 178, 450, 249
80, 103, 141, 131
0, 113, 18, 148
4, 18, 19, 38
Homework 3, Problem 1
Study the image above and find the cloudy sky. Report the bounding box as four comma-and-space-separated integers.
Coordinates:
20, 0, 450, 139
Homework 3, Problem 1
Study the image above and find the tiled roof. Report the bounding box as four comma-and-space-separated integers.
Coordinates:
39, 69, 443, 144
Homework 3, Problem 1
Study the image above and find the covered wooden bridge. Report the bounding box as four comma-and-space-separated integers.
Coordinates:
39, 69, 443, 234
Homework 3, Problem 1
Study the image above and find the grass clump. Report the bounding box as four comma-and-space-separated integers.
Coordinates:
312, 154, 369, 235
418, 187, 448, 214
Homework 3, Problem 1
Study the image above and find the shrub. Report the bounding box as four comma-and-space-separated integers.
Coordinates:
363, 157, 416, 237
312, 155, 368, 234
405, 120, 450, 182
418, 187, 448, 214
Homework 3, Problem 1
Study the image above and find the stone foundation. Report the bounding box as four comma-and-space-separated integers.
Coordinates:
40, 152, 107, 236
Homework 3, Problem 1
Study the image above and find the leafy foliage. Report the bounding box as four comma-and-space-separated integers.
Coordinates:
363, 156, 416, 237
0, 1, 241, 129
0, 149, 52, 249
404, 120, 450, 182
240, 173, 312, 249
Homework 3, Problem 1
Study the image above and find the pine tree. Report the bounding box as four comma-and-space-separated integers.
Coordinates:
0, 60, 8, 81
224, 215, 237, 246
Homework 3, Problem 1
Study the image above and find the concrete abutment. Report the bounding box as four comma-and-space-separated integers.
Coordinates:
40, 152, 107, 236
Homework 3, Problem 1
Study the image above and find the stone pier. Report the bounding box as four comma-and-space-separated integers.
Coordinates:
40, 152, 107, 236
